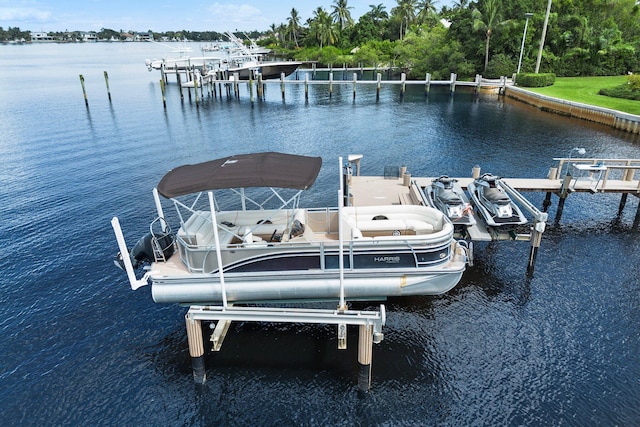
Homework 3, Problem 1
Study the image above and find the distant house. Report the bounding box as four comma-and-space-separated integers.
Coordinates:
134, 32, 153, 42
82, 32, 98, 42
30, 32, 54, 42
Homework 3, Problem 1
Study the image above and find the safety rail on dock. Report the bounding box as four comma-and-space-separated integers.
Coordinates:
552, 157, 640, 192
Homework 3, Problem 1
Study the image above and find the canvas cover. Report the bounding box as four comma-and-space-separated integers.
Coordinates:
157, 152, 323, 198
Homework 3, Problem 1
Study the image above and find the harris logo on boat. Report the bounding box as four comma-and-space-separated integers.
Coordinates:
373, 256, 401, 264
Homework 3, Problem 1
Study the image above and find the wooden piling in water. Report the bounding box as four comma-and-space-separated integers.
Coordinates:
257, 73, 263, 99
104, 71, 111, 101
160, 79, 166, 108
194, 77, 200, 106
249, 73, 254, 103
450, 73, 457, 94
176, 72, 183, 101
329, 72, 333, 98
358, 325, 374, 391
79, 74, 88, 107
304, 73, 309, 101
376, 73, 382, 101
353, 73, 357, 100
400, 73, 406, 97
425, 73, 431, 95
280, 72, 285, 100
233, 73, 239, 98
185, 313, 206, 384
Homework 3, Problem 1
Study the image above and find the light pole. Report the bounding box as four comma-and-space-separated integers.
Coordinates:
535, 0, 553, 73
517, 13, 534, 74
565, 147, 587, 176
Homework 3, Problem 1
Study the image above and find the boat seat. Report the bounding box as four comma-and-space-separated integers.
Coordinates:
483, 188, 511, 205
438, 190, 461, 204
356, 219, 434, 235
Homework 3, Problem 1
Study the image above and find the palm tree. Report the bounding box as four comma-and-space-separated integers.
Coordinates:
310, 7, 338, 48
416, 0, 436, 24
368, 3, 388, 24
472, 0, 513, 71
452, 0, 468, 9
287, 8, 301, 48
332, 0, 354, 31
394, 0, 417, 40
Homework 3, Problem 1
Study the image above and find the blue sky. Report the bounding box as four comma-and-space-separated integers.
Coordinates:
0, 0, 454, 32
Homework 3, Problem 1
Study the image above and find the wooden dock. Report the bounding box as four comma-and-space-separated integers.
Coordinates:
346, 156, 640, 271
172, 69, 509, 104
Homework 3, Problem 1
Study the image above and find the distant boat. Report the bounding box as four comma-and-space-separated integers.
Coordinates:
145, 32, 300, 80
111, 152, 470, 305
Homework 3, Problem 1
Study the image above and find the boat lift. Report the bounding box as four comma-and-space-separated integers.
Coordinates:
456, 178, 548, 272
111, 156, 386, 391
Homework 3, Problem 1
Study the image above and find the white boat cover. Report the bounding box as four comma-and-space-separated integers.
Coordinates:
157, 152, 322, 198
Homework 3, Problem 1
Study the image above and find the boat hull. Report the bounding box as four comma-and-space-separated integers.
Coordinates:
231, 61, 301, 80
150, 262, 466, 304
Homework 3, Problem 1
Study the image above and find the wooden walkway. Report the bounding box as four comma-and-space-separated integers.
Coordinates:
347, 157, 640, 271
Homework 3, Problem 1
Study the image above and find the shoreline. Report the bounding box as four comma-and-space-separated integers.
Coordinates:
505, 85, 640, 135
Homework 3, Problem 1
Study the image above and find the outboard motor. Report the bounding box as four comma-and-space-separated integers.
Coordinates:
114, 219, 175, 271
114, 233, 155, 271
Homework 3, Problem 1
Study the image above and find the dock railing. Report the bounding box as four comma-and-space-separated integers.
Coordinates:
552, 158, 640, 191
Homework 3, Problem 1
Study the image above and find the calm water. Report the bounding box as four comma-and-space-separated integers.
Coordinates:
1, 43, 640, 426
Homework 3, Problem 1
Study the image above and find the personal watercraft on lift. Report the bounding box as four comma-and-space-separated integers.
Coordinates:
467, 173, 527, 227
424, 176, 476, 225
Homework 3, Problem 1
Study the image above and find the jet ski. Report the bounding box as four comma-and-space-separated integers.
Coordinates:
467, 173, 527, 227
424, 176, 476, 225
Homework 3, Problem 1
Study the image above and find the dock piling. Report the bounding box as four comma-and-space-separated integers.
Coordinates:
185, 313, 206, 384
358, 325, 374, 391
257, 73, 263, 99
329, 72, 333, 98
376, 73, 382, 101
280, 72, 285, 100
79, 74, 88, 107
104, 71, 111, 101
353, 73, 357, 100
160, 79, 166, 108
450, 73, 457, 94
425, 73, 431, 95
304, 73, 309, 101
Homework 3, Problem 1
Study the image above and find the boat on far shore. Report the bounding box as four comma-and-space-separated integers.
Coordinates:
145, 32, 300, 80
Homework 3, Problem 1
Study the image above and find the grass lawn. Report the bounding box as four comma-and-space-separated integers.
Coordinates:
523, 76, 640, 116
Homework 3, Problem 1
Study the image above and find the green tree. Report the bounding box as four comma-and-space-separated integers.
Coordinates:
332, 0, 354, 31
287, 8, 301, 48
393, 0, 417, 40
472, 0, 515, 72
308, 7, 339, 48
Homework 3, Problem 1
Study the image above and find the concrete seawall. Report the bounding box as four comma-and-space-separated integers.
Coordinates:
505, 86, 640, 135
